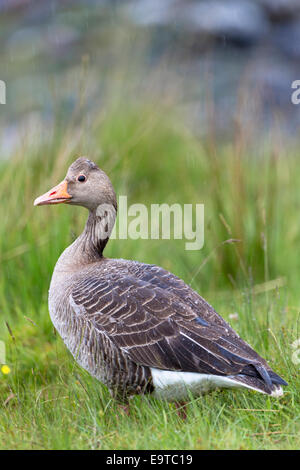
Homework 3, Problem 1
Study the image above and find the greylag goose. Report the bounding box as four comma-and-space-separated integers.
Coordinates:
34, 157, 287, 402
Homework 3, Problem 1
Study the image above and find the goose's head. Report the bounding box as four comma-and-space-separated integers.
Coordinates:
34, 157, 117, 212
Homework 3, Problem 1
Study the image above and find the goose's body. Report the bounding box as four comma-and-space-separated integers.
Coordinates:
35, 158, 287, 401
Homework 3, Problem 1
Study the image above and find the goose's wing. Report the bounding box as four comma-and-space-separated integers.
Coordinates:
126, 262, 244, 336
70, 267, 286, 393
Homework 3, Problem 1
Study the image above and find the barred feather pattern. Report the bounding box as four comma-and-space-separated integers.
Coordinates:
49, 256, 286, 400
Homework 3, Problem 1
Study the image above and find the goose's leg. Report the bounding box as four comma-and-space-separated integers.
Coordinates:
174, 401, 187, 420
112, 388, 133, 417
119, 404, 130, 416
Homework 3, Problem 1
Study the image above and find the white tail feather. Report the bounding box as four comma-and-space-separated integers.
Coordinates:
151, 368, 283, 401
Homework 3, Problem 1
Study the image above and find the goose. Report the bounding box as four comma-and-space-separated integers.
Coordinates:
34, 157, 287, 402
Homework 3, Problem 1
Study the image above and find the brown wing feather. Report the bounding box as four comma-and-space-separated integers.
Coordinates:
70, 262, 273, 381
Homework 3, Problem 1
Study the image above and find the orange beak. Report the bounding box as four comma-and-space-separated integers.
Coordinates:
34, 180, 72, 206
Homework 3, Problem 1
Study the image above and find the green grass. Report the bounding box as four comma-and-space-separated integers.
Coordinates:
0, 100, 300, 449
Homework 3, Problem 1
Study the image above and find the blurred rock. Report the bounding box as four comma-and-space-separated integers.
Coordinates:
258, 0, 300, 21
125, 0, 179, 27
181, 0, 269, 46
127, 0, 270, 47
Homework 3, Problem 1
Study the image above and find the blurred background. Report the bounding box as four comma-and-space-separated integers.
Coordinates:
1, 0, 300, 155
0, 1, 300, 450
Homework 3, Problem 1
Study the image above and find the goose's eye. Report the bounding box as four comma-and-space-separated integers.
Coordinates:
77, 175, 86, 182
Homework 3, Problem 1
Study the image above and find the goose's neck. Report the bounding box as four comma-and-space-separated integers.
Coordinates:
55, 207, 116, 271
